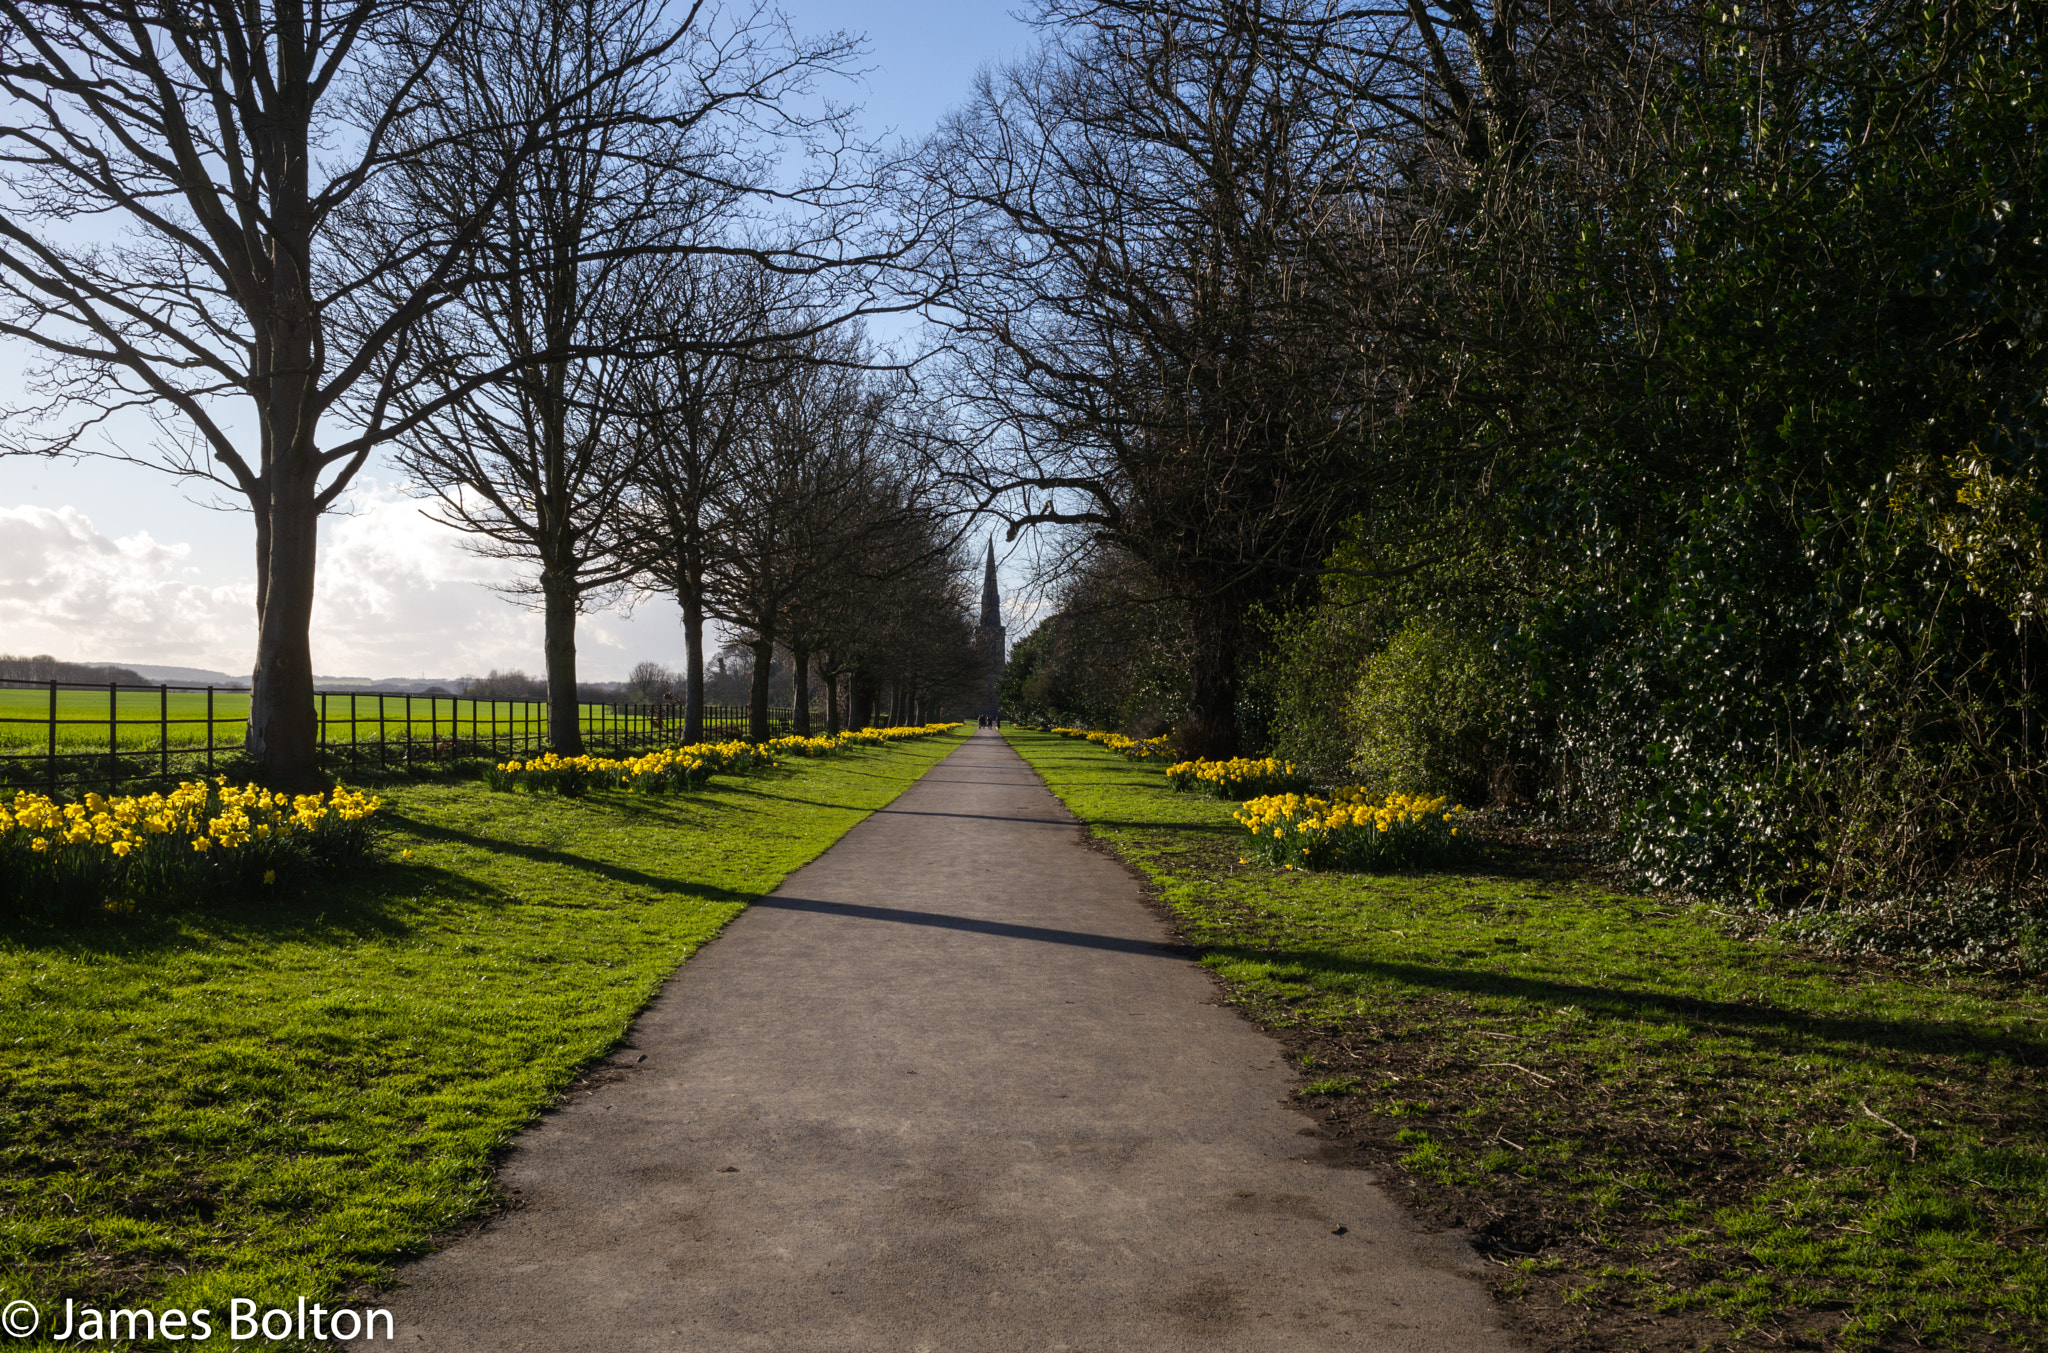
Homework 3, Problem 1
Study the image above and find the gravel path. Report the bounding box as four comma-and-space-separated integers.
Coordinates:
357, 730, 1519, 1351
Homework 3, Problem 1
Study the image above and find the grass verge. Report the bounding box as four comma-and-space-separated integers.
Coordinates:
0, 728, 966, 1347
1005, 727, 2048, 1352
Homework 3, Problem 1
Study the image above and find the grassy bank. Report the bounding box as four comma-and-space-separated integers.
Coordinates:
1006, 728, 2048, 1352
0, 728, 965, 1346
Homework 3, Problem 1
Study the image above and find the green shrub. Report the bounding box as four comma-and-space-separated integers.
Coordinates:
1347, 617, 1504, 802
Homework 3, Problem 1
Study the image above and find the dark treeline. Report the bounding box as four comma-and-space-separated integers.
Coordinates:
0, 655, 146, 686
959, 0, 2047, 946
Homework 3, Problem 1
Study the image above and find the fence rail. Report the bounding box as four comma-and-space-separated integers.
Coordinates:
0, 678, 797, 791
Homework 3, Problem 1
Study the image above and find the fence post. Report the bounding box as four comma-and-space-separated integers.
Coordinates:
108, 681, 118, 785
46, 679, 57, 791
159, 683, 169, 779
206, 686, 215, 775
404, 693, 413, 765
378, 693, 387, 769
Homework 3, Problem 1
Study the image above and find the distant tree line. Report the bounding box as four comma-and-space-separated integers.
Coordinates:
0, 655, 146, 685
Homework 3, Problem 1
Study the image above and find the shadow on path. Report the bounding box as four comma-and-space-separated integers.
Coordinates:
754, 893, 1190, 958
872, 807, 1069, 826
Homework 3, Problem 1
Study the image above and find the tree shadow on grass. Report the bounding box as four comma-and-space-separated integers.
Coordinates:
384, 811, 752, 908
1206, 946, 2048, 1064
552, 790, 729, 829
788, 762, 924, 779
0, 856, 465, 956
1089, 817, 1243, 838
711, 783, 885, 814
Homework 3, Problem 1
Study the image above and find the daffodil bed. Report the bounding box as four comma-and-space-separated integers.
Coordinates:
1234, 789, 1470, 872
484, 724, 958, 795
1165, 755, 1311, 799
1003, 725, 2048, 1353
0, 726, 968, 1329
1050, 727, 1175, 762
0, 780, 381, 911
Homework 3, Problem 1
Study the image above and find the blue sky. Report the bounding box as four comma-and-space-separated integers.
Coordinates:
0, 0, 1039, 681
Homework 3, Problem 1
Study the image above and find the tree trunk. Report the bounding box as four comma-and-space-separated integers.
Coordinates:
792, 643, 812, 736
823, 671, 842, 735
850, 670, 874, 730
1179, 601, 1244, 760
246, 480, 322, 787
748, 632, 775, 741
680, 575, 705, 746
544, 574, 584, 754
246, 237, 324, 788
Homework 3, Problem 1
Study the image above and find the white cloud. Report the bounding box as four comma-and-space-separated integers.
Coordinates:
0, 503, 253, 668
0, 488, 692, 680
310, 485, 539, 678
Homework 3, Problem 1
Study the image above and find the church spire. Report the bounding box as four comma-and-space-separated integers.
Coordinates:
976, 537, 1007, 721
980, 538, 1002, 630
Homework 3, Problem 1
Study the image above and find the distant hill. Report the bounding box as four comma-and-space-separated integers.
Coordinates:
97, 662, 250, 687
93, 665, 469, 692
311, 676, 467, 693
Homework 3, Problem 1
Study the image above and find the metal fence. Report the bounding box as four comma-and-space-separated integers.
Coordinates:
0, 678, 795, 790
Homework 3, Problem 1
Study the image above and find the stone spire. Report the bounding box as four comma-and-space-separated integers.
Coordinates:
977, 538, 1006, 721
980, 538, 1002, 630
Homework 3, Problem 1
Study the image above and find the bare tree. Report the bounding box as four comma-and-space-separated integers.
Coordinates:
922, 0, 1399, 756
921, 0, 1696, 754
768, 381, 944, 733
617, 251, 788, 744
702, 326, 904, 739
0, 0, 710, 781
851, 540, 984, 725
357, 0, 812, 752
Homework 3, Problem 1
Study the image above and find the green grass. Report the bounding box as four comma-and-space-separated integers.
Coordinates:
0, 727, 966, 1348
1005, 727, 2048, 1351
